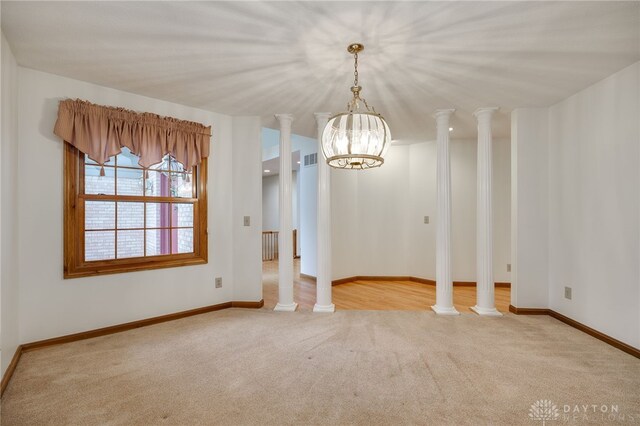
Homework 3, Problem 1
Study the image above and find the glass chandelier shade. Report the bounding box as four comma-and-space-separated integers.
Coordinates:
322, 112, 390, 169
321, 43, 391, 170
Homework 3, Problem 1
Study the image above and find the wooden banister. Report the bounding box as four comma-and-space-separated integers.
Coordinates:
262, 230, 297, 261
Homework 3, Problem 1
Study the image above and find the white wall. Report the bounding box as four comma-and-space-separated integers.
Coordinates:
332, 139, 511, 283
262, 175, 279, 231
298, 140, 318, 276
1, 33, 20, 376
511, 108, 549, 308
262, 172, 298, 232
231, 116, 263, 302
409, 139, 511, 282
14, 67, 249, 343
356, 145, 411, 276
408, 142, 437, 280
330, 166, 359, 280
547, 62, 639, 348
492, 137, 512, 283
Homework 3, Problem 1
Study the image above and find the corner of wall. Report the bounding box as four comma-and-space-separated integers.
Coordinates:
545, 62, 639, 348
330, 166, 359, 280
231, 116, 263, 302
1, 32, 21, 376
510, 111, 519, 307
510, 108, 549, 309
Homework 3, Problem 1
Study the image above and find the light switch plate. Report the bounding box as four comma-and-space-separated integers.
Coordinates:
424, 216, 429, 224
564, 286, 572, 300
243, 216, 250, 226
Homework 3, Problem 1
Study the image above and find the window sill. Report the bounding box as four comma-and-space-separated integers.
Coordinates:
64, 254, 207, 279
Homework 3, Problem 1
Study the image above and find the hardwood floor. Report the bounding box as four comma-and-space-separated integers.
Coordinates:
262, 259, 511, 312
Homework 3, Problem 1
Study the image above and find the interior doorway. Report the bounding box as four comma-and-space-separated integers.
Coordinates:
261, 151, 300, 261
261, 151, 306, 309
260, 127, 318, 310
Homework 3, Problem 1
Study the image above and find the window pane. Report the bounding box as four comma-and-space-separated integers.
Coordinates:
145, 170, 170, 197
170, 173, 193, 198
85, 154, 114, 165
149, 154, 172, 171
117, 202, 144, 229
116, 168, 143, 196
85, 165, 115, 195
146, 229, 170, 256
170, 157, 187, 173
146, 203, 171, 228
85, 201, 115, 230
117, 230, 144, 259
173, 203, 194, 227
148, 155, 190, 173
172, 228, 193, 254
85, 230, 115, 261
116, 147, 141, 168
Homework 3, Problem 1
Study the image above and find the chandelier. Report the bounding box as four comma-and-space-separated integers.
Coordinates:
321, 43, 391, 169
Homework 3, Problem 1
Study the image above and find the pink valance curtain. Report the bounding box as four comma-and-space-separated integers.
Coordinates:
53, 99, 211, 172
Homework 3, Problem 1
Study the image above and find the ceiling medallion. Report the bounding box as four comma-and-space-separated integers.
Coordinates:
321, 43, 391, 169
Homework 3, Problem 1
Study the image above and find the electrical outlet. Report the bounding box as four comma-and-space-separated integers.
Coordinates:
424, 216, 429, 224
507, 264, 511, 272
215, 277, 222, 288
564, 286, 572, 300
243, 216, 250, 226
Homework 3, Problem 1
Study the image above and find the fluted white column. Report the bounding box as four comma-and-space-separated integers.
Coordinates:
431, 109, 459, 315
471, 107, 502, 316
274, 114, 297, 312
314, 113, 335, 313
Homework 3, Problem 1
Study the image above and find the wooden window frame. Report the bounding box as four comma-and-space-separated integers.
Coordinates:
64, 144, 208, 279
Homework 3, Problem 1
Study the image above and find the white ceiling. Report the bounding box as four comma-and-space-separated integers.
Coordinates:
2, 1, 639, 141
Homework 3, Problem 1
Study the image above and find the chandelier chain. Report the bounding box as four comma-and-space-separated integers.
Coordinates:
353, 52, 359, 87
344, 43, 375, 114
321, 42, 390, 170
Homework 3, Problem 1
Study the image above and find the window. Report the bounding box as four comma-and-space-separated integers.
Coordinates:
64, 144, 207, 278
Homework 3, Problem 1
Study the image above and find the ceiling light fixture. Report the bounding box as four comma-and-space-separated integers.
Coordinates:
449, 127, 453, 132
264, 169, 270, 173
321, 43, 391, 169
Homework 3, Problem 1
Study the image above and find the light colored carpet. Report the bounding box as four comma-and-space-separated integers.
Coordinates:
2, 309, 639, 425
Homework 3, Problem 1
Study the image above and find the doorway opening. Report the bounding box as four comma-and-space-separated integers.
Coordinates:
260, 128, 317, 310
